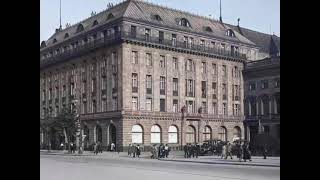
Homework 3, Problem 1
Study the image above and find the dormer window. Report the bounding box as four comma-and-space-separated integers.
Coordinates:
153, 14, 162, 21
52, 38, 57, 44
64, 33, 69, 39
40, 41, 46, 48
107, 13, 114, 20
76, 24, 84, 33
92, 20, 99, 26
179, 18, 191, 27
226, 29, 235, 37
204, 26, 213, 32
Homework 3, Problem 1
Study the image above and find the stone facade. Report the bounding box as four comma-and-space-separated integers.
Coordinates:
40, 0, 256, 151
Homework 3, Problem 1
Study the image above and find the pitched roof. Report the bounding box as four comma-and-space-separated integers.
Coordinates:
226, 24, 280, 55
43, 0, 256, 49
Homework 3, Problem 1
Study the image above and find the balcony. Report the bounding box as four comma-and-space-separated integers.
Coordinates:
40, 30, 247, 69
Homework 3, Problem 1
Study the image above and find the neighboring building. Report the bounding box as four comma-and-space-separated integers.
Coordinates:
228, 24, 280, 60
243, 56, 280, 152
40, 0, 260, 151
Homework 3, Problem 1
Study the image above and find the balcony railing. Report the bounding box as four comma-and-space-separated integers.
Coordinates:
40, 30, 247, 68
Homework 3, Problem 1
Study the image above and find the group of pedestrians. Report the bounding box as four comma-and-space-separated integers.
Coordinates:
233, 142, 252, 162
127, 144, 141, 158
93, 142, 103, 155
183, 143, 200, 158
151, 144, 170, 159
221, 142, 233, 159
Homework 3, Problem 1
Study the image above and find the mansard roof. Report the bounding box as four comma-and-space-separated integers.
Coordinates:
227, 24, 280, 55
43, 0, 255, 48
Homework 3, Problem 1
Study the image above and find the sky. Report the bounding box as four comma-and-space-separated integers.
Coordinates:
40, 0, 280, 42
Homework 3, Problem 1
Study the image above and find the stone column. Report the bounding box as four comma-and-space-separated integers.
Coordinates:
248, 101, 252, 116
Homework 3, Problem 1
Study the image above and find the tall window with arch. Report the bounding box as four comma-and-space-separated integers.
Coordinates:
168, 125, 178, 143
150, 125, 161, 144
132, 125, 143, 144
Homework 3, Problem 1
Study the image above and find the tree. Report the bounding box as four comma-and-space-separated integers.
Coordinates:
40, 108, 56, 151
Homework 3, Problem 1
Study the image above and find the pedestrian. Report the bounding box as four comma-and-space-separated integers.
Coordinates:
132, 144, 136, 158
263, 145, 268, 159
164, 144, 169, 158
94, 142, 98, 155
184, 144, 188, 158
60, 142, 64, 151
136, 145, 141, 158
98, 142, 103, 153
225, 143, 233, 159
111, 142, 115, 152
128, 144, 132, 157
195, 143, 200, 158
221, 144, 226, 159
238, 143, 243, 162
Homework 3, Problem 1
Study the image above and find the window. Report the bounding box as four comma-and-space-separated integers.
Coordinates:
212, 102, 217, 115
153, 14, 162, 21
219, 126, 227, 141
205, 26, 213, 32
173, 78, 178, 96
160, 76, 166, 95
48, 88, 52, 100
233, 127, 241, 141
107, 13, 114, 20
130, 25, 136, 38
179, 18, 191, 27
233, 104, 240, 116
146, 98, 152, 111
112, 52, 117, 65
201, 62, 206, 73
202, 102, 207, 113
146, 53, 152, 66
275, 79, 280, 88
64, 33, 69, 39
212, 63, 217, 75
160, 55, 165, 68
186, 125, 195, 143
223, 103, 227, 115
212, 82, 217, 99
186, 59, 193, 71
264, 126, 270, 135
222, 65, 227, 76
201, 81, 206, 98
203, 126, 212, 141
145, 28, 150, 41
173, 99, 178, 113
101, 77, 106, 91
226, 29, 235, 37
92, 20, 98, 26
151, 125, 161, 143
132, 97, 138, 111
172, 34, 177, 46
234, 66, 238, 77
132, 51, 138, 64
183, 36, 188, 48
132, 125, 143, 144
112, 97, 117, 111
132, 73, 138, 93
146, 75, 152, 94
159, 31, 164, 43
249, 83, 256, 91
102, 99, 107, 112
200, 40, 205, 49
76, 24, 84, 33
160, 99, 166, 112
261, 80, 268, 89
168, 126, 178, 143
187, 101, 194, 113
92, 100, 97, 113
189, 37, 194, 48
91, 79, 96, 94
222, 84, 227, 100
173, 57, 178, 70
221, 43, 226, 53
233, 85, 239, 101
186, 79, 195, 97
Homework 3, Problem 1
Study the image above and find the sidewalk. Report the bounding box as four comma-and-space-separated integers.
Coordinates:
40, 150, 280, 167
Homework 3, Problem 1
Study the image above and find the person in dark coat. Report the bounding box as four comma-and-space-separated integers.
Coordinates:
164, 144, 169, 158
128, 144, 132, 157
263, 145, 268, 159
132, 144, 136, 158
195, 144, 200, 158
184, 144, 188, 158
136, 145, 141, 158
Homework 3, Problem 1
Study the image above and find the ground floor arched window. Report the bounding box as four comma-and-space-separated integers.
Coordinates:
132, 124, 143, 144
96, 125, 102, 143
151, 125, 161, 144
233, 126, 241, 141
203, 126, 212, 141
186, 125, 196, 143
219, 126, 227, 142
168, 125, 178, 143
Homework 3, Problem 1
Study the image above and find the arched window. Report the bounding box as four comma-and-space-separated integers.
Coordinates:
186, 125, 196, 143
40, 41, 46, 48
92, 20, 99, 26
95, 125, 102, 143
233, 126, 241, 141
64, 33, 69, 39
153, 14, 162, 21
107, 13, 114, 20
76, 24, 84, 33
226, 29, 235, 37
52, 38, 57, 44
132, 124, 143, 144
150, 125, 161, 143
219, 126, 227, 141
168, 125, 178, 143
179, 18, 191, 27
204, 26, 213, 32
203, 126, 212, 141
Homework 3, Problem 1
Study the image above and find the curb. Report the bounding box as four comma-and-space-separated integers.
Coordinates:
157, 159, 280, 167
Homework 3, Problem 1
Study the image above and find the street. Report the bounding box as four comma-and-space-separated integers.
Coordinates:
40, 153, 279, 180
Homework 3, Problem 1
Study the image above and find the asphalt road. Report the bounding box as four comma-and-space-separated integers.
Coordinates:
40, 154, 279, 180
